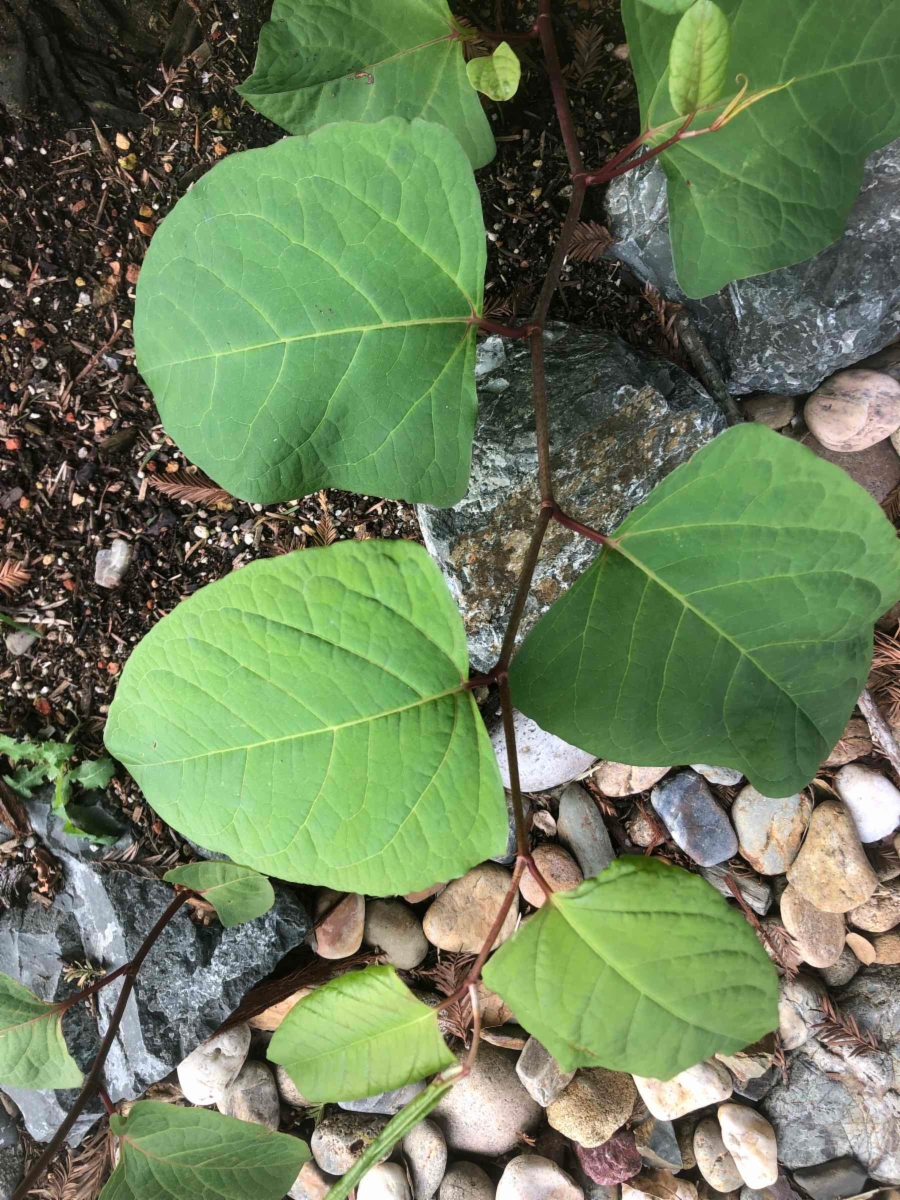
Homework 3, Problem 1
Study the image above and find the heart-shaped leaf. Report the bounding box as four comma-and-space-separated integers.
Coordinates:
668, 0, 729, 115
623, 0, 900, 295
510, 424, 900, 797
466, 43, 522, 101
164, 863, 275, 928
101, 1101, 310, 1200
238, 0, 494, 168
482, 856, 778, 1078
134, 118, 486, 507
104, 540, 506, 895
269, 965, 455, 1103
0, 973, 82, 1089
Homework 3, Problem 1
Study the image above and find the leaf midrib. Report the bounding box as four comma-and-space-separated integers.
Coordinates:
283, 1008, 446, 1072
604, 539, 826, 737
131, 685, 466, 768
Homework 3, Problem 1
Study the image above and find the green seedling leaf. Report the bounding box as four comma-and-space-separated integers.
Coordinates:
238, 0, 494, 168
668, 0, 729, 115
104, 540, 506, 895
69, 756, 116, 791
466, 42, 521, 101
0, 735, 75, 798
269, 965, 455, 1103
623, 0, 900, 295
164, 863, 275, 928
510, 424, 900, 798
101, 1101, 310, 1200
134, 118, 486, 507
0, 972, 82, 1089
324, 1076, 457, 1200
483, 856, 778, 1078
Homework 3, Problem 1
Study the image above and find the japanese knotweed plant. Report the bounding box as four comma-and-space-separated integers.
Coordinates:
5, 3, 900, 1200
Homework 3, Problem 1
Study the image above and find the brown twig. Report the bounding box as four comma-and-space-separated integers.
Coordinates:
811, 994, 881, 1058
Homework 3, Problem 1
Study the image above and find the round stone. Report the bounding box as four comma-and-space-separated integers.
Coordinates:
731, 787, 812, 875
432, 1045, 541, 1155
423, 865, 518, 954
779, 885, 845, 967
804, 369, 900, 451
496, 1155, 583, 1200
693, 1117, 743, 1192
546, 1069, 637, 1147
519, 843, 583, 907
834, 764, 900, 842
364, 899, 429, 969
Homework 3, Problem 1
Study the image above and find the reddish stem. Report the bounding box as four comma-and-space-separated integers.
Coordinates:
583, 115, 694, 185
476, 318, 532, 339
535, 0, 583, 176
550, 504, 617, 548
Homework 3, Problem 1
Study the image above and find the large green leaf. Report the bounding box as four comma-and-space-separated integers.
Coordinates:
134, 118, 486, 506
101, 1101, 310, 1200
623, 0, 900, 296
164, 863, 275, 928
238, 0, 494, 169
0, 973, 82, 1089
104, 540, 506, 894
268, 965, 455, 1102
510, 425, 900, 798
482, 856, 778, 1078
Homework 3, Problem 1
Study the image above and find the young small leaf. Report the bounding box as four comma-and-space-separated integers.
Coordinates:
104, 540, 506, 895
239, 0, 494, 168
101, 1101, 310, 1200
510, 425, 900, 798
164, 863, 275, 928
482, 856, 778, 1079
134, 118, 486, 507
69, 757, 116, 791
269, 965, 455, 1103
0, 973, 82, 1089
324, 1077, 457, 1200
466, 43, 522, 101
668, 0, 730, 115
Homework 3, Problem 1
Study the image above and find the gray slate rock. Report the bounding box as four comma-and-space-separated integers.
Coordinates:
791, 1159, 869, 1200
0, 794, 309, 1144
761, 967, 900, 1183
605, 140, 900, 396
557, 785, 615, 877
651, 771, 738, 866
418, 325, 725, 670
0, 1111, 22, 1200
634, 1119, 683, 1171
516, 1037, 576, 1107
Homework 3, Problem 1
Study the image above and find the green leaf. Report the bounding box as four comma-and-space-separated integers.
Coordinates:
466, 43, 521, 101
0, 972, 82, 1089
668, 0, 729, 115
238, 0, 494, 169
101, 1101, 310, 1200
104, 540, 506, 895
509, 424, 900, 798
134, 118, 485, 507
482, 856, 778, 1078
623, 0, 900, 295
639, 0, 697, 12
0, 735, 75, 798
324, 1077, 457, 1200
269, 965, 455, 1103
164, 863, 275, 928
69, 756, 116, 791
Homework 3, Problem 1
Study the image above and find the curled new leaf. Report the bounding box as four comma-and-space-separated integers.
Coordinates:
510, 425, 900, 797
268, 966, 455, 1103
668, 0, 729, 115
0, 973, 82, 1089
483, 857, 778, 1078
104, 540, 507, 895
134, 118, 487, 507
238, 0, 495, 168
164, 863, 275, 928
466, 43, 522, 101
100, 1101, 310, 1200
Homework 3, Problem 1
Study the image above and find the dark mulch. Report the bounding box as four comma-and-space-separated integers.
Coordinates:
0, 0, 650, 804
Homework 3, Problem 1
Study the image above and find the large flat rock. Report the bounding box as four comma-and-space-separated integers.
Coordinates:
417, 325, 724, 671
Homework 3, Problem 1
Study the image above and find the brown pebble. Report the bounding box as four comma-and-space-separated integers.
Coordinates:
520, 843, 583, 908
